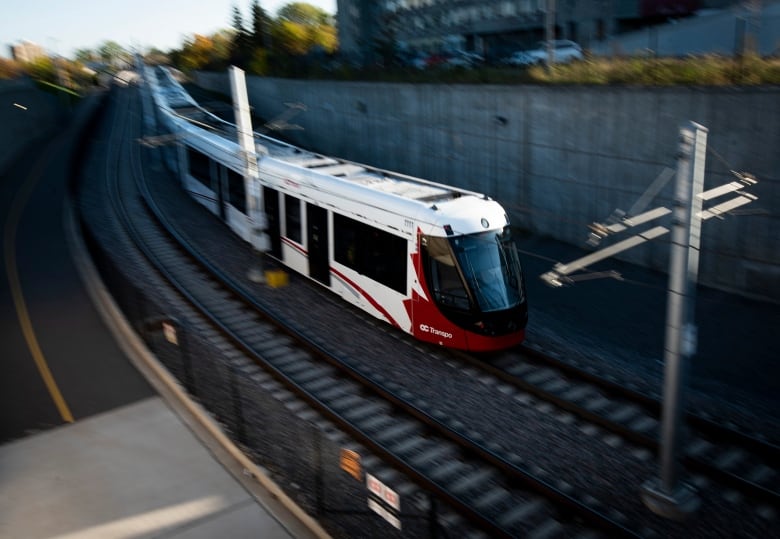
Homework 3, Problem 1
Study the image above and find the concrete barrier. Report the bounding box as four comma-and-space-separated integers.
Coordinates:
195, 72, 779, 301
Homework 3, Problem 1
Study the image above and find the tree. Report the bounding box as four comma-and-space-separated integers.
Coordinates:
272, 2, 337, 56
232, 4, 247, 37
250, 0, 270, 49
175, 34, 216, 72
211, 29, 235, 66
248, 47, 270, 75
0, 57, 23, 79
167, 1, 338, 75
277, 2, 333, 26
97, 41, 131, 68
74, 48, 99, 64
230, 4, 252, 66
272, 19, 312, 56
143, 47, 170, 67
169, 29, 232, 73
310, 20, 337, 53
24, 56, 57, 84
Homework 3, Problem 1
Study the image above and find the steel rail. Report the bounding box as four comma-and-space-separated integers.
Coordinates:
129, 89, 639, 537
447, 343, 780, 507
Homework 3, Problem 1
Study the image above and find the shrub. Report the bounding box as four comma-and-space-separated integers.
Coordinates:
306, 54, 780, 87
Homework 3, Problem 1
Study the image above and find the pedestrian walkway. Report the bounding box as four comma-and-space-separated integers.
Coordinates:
0, 397, 311, 539
6, 197, 330, 539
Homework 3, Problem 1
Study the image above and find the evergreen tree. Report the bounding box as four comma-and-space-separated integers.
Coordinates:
230, 4, 252, 67
250, 0, 270, 49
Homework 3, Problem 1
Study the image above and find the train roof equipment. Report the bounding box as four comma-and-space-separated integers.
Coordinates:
147, 65, 506, 238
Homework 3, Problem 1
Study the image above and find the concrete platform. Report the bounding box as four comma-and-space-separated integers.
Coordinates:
0, 397, 311, 539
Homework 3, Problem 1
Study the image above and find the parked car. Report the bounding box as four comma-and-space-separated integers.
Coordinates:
450, 50, 484, 66
411, 50, 485, 69
504, 50, 534, 66
523, 40, 583, 64
436, 50, 484, 68
424, 52, 451, 68
408, 54, 429, 69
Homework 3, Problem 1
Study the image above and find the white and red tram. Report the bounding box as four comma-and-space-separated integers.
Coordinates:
146, 66, 527, 352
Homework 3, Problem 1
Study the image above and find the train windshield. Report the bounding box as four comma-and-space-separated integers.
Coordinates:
450, 227, 524, 312
425, 227, 524, 312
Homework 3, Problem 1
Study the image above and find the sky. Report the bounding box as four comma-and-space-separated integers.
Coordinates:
1, 0, 337, 59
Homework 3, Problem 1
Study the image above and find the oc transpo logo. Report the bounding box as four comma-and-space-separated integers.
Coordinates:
418, 324, 453, 340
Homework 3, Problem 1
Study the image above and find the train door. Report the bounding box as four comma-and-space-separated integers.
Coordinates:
263, 186, 282, 258
306, 203, 330, 286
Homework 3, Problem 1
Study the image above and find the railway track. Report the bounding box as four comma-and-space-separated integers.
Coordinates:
444, 343, 780, 510
102, 85, 639, 538
81, 83, 778, 538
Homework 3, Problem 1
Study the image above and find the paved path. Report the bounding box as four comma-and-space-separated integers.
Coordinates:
0, 92, 151, 443
0, 397, 301, 539
0, 90, 328, 539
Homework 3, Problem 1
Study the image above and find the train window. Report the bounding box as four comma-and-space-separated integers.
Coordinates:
186, 147, 211, 189
227, 169, 246, 213
423, 235, 472, 310
285, 194, 302, 243
334, 213, 407, 294
450, 229, 524, 311
334, 215, 358, 267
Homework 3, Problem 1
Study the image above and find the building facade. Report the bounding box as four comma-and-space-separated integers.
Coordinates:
9, 41, 46, 63
336, 0, 742, 63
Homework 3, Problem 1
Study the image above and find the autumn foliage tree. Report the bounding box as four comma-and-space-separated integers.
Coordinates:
172, 32, 232, 72
166, 1, 337, 76
0, 58, 23, 79
235, 1, 336, 75
275, 2, 336, 55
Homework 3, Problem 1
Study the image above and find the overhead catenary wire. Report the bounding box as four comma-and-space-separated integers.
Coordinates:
539, 128, 761, 290
152, 66, 771, 300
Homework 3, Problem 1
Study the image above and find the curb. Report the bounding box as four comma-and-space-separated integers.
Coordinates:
63, 198, 332, 539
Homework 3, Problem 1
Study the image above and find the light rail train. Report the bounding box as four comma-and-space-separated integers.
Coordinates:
144, 65, 527, 352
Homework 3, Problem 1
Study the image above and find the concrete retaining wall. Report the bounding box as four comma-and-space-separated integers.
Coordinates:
195, 72, 779, 301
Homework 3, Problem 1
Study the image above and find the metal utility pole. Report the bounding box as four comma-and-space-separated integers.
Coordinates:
229, 65, 268, 283
640, 121, 707, 519
545, 0, 556, 68
540, 122, 757, 518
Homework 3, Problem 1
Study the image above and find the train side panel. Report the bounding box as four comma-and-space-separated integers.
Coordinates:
402, 231, 466, 350
147, 67, 526, 352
